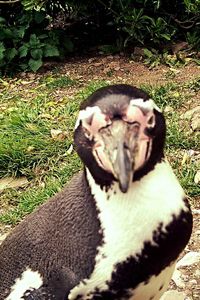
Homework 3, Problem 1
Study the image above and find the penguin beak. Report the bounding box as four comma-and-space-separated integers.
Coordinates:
111, 122, 139, 193
113, 140, 134, 193
94, 120, 140, 193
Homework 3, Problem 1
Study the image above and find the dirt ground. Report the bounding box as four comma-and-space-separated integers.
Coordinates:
0, 56, 199, 299
41, 55, 200, 86
29, 54, 200, 110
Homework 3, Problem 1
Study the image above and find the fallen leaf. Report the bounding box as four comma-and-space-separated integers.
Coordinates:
46, 101, 56, 107
27, 146, 35, 152
20, 80, 34, 85
0, 79, 9, 87
93, 62, 103, 67
169, 68, 180, 74
66, 144, 73, 155
194, 170, 200, 184
0, 177, 29, 191
181, 152, 190, 165
40, 113, 52, 119
188, 149, 195, 157
164, 106, 173, 113
191, 114, 200, 131
26, 123, 38, 132
0, 233, 8, 245
182, 106, 200, 120
50, 129, 68, 141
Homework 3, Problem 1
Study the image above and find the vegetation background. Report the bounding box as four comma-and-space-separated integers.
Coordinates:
0, 0, 200, 74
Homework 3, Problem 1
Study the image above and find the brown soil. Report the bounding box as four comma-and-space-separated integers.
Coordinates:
41, 55, 200, 86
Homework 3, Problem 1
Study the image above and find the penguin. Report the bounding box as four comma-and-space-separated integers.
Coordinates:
0, 84, 192, 300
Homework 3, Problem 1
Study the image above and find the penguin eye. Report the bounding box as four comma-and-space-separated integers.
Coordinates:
145, 126, 155, 137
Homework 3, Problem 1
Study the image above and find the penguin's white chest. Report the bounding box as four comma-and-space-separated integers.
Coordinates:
69, 162, 188, 300
129, 263, 176, 300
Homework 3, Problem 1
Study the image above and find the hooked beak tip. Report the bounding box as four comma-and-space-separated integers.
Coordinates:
113, 141, 134, 193
119, 181, 129, 193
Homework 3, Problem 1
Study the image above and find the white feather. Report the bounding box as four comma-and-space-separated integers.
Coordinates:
130, 98, 161, 112
129, 263, 176, 300
5, 268, 43, 300
69, 160, 188, 300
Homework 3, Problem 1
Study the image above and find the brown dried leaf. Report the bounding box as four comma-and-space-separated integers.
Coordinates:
0, 177, 28, 191
194, 170, 200, 184
50, 129, 68, 141
66, 144, 73, 155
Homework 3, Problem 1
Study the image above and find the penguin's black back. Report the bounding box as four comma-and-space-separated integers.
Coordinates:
0, 171, 102, 300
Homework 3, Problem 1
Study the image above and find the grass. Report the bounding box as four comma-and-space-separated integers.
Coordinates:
39, 75, 76, 90
0, 73, 199, 225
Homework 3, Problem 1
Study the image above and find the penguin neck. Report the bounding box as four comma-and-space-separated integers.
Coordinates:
83, 162, 188, 275
85, 161, 186, 219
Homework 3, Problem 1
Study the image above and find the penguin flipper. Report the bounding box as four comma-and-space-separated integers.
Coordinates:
7, 266, 78, 300
22, 266, 79, 300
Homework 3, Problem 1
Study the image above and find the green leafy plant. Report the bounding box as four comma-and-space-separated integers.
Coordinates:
0, 0, 200, 74
21, 0, 46, 11
143, 47, 189, 68
187, 31, 200, 51
184, 0, 200, 13
0, 10, 73, 74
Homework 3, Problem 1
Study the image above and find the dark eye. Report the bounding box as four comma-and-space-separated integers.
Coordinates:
145, 127, 155, 137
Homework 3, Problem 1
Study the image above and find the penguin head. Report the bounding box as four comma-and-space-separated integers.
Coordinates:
74, 84, 166, 193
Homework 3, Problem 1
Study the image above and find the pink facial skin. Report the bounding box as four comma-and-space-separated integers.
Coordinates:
123, 104, 155, 138
80, 99, 157, 174
82, 103, 155, 138
82, 111, 111, 139
94, 141, 114, 173
123, 103, 155, 170
90, 112, 111, 135
124, 105, 145, 124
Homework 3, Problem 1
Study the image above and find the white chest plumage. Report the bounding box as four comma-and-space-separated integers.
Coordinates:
69, 160, 188, 300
